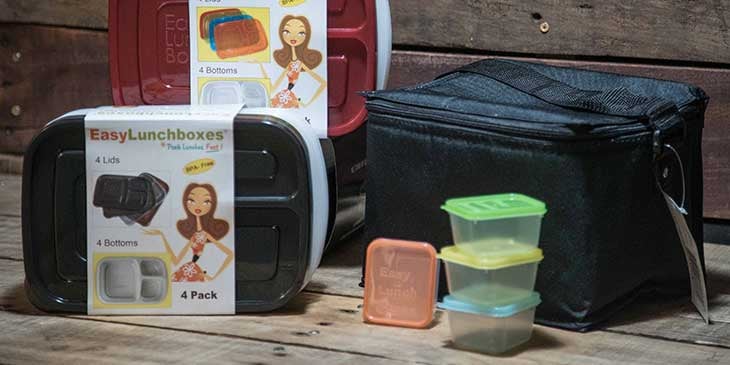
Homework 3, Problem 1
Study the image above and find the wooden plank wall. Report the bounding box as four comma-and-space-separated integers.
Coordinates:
1, 1, 730, 219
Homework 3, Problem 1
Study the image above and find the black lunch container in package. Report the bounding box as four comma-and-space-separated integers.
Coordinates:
364, 59, 708, 331
22, 107, 359, 313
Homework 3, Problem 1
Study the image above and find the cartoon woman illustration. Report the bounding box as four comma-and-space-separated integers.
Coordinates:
268, 15, 327, 109
144, 184, 233, 282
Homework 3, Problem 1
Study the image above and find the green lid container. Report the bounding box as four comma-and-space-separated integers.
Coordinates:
441, 193, 547, 221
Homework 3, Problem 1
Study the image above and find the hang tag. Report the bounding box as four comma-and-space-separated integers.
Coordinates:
662, 191, 710, 324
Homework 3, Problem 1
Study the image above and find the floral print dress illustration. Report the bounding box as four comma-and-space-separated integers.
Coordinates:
172, 231, 208, 282
271, 60, 303, 109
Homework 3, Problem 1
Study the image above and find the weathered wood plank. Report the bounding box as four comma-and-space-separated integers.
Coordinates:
0, 153, 22, 174
1, 259, 729, 365
388, 51, 730, 220
0, 313, 396, 364
0, 216, 21, 260
0, 155, 21, 175
0, 130, 38, 156
392, 0, 730, 64
2, 1, 730, 64
0, 24, 112, 154
0, 279, 391, 365
0, 0, 108, 30
0, 314, 395, 364
0, 173, 21, 217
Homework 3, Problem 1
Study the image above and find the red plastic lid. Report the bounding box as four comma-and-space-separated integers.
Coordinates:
109, 0, 380, 137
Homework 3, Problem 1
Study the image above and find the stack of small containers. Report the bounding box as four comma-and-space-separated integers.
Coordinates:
437, 194, 547, 354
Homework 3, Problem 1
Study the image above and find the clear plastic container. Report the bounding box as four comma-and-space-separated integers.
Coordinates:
201, 81, 268, 107
439, 293, 541, 354
441, 193, 547, 256
201, 81, 243, 105
439, 245, 542, 306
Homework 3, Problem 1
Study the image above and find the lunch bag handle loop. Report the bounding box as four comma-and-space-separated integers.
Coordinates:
440, 59, 677, 121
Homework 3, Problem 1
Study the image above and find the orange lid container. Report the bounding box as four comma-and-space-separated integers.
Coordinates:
214, 18, 269, 59
363, 239, 439, 328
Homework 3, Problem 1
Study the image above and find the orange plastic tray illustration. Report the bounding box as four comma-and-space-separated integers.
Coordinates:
199, 8, 242, 39
363, 239, 439, 329
214, 18, 268, 59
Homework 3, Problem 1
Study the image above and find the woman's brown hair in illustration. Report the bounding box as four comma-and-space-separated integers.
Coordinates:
267, 15, 327, 109
145, 183, 233, 282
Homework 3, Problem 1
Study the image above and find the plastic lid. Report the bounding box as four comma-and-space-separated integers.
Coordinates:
442, 193, 547, 221
439, 245, 543, 270
200, 8, 243, 39
439, 293, 541, 318
363, 238, 439, 328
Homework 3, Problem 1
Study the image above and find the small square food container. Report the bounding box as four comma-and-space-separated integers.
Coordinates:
439, 245, 542, 306
439, 293, 541, 354
441, 194, 547, 256
363, 239, 439, 328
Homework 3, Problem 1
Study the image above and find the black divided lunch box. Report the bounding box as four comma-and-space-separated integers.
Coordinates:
23, 108, 357, 313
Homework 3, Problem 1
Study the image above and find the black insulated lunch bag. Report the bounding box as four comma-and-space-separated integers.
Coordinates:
364, 59, 708, 331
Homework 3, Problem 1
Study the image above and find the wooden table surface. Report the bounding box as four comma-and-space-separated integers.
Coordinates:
1, 173, 729, 364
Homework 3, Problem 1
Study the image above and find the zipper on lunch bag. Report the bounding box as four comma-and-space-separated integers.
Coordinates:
365, 96, 681, 142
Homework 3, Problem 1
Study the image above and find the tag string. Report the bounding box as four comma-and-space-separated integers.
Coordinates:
659, 144, 687, 215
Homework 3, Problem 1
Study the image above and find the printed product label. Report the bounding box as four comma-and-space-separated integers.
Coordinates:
189, 0, 328, 137
662, 191, 710, 324
85, 105, 240, 315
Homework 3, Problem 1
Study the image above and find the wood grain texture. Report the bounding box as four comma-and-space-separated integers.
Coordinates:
0, 273, 391, 365
0, 314, 395, 364
2, 1, 730, 64
0, 0, 108, 30
1, 259, 729, 365
0, 174, 21, 217
0, 216, 21, 260
0, 153, 22, 174
0, 24, 112, 154
388, 51, 730, 219
392, 0, 730, 64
